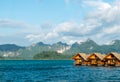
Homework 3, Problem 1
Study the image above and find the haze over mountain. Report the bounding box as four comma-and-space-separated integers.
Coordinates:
0, 44, 25, 51
0, 39, 120, 60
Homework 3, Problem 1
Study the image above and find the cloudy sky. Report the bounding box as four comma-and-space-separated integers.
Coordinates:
0, 0, 120, 46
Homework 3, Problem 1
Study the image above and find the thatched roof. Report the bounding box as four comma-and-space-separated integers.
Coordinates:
73, 52, 120, 61
78, 53, 88, 61
94, 53, 105, 60
88, 53, 105, 60
72, 53, 80, 60
72, 53, 88, 60
105, 52, 120, 60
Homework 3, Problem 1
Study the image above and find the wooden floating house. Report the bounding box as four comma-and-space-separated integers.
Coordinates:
73, 52, 120, 66
72, 53, 89, 65
103, 52, 120, 66
87, 53, 105, 66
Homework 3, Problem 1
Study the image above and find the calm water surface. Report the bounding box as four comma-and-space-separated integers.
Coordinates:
0, 60, 120, 82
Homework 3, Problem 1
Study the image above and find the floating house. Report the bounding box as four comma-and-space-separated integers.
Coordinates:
82, 55, 90, 66
73, 52, 120, 67
87, 53, 105, 66
72, 53, 88, 65
104, 52, 120, 66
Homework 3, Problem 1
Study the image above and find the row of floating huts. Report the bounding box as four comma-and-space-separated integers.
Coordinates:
72, 52, 120, 66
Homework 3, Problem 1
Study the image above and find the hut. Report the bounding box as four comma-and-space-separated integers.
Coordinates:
72, 53, 89, 65
87, 53, 105, 66
104, 52, 120, 66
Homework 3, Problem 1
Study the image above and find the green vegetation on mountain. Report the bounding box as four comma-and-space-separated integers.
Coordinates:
33, 51, 71, 60
0, 44, 25, 51
1, 39, 120, 60
65, 39, 120, 55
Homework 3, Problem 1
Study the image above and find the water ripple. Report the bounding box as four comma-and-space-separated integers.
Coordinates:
0, 60, 120, 82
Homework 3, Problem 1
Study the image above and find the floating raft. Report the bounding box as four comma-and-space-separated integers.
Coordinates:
72, 52, 120, 66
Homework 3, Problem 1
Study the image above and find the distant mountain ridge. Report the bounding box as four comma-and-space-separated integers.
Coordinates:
67, 39, 120, 55
0, 44, 25, 51
1, 39, 120, 60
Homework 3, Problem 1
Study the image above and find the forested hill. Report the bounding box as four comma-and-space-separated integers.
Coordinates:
0, 39, 120, 60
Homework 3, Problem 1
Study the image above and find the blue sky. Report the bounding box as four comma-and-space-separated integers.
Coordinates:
0, 0, 120, 46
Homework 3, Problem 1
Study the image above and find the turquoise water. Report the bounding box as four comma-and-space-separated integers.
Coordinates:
0, 60, 120, 82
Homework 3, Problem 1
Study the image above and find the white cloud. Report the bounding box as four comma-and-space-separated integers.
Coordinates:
0, 19, 43, 35
65, 0, 70, 4
78, 0, 120, 43
83, 0, 111, 9
68, 39, 86, 44
26, 34, 41, 41
37, 0, 120, 44
1, 0, 120, 45
45, 32, 58, 39
0, 19, 33, 28
52, 20, 101, 37
103, 25, 120, 34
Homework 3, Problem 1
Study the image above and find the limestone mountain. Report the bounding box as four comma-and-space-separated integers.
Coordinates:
1, 39, 120, 60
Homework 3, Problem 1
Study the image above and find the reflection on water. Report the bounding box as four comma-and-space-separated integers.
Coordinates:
0, 60, 120, 82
